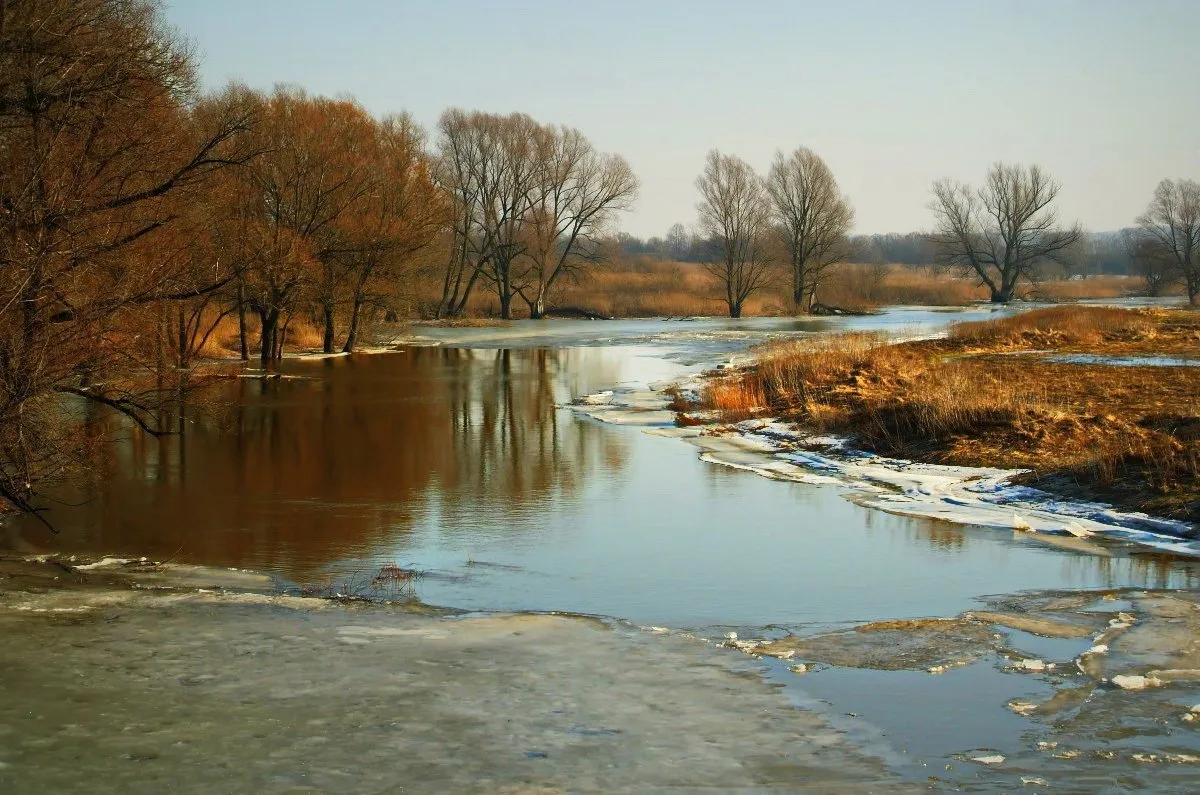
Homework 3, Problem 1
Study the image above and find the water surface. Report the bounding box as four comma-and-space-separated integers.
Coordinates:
9, 308, 1198, 634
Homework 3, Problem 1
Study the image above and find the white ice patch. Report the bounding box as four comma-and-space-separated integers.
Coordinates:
686, 420, 1200, 557
576, 385, 1200, 556
570, 386, 679, 427
73, 557, 133, 571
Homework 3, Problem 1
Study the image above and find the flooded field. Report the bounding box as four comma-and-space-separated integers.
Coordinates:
4, 304, 1199, 792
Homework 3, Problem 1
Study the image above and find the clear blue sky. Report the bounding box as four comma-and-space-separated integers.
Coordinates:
165, 0, 1198, 238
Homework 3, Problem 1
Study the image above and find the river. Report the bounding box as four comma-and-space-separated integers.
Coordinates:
5, 304, 1200, 790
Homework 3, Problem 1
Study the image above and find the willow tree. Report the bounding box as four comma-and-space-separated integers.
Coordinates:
695, 150, 775, 318
0, 0, 255, 515
766, 148, 854, 312
1135, 178, 1200, 305
928, 163, 1081, 303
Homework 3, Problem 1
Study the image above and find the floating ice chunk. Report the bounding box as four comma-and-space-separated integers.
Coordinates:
1064, 521, 1093, 538
970, 754, 1005, 765
1084, 644, 1109, 655
1110, 674, 1161, 690
577, 390, 615, 405
74, 557, 133, 571
1014, 658, 1048, 672
1007, 700, 1039, 716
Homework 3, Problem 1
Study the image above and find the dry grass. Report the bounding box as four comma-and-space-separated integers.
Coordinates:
192, 313, 331, 360
696, 307, 1200, 522
412, 258, 1163, 320
948, 305, 1160, 347
1030, 275, 1143, 301
701, 378, 767, 423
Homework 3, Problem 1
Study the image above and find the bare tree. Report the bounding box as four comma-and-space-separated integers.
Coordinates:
1134, 178, 1200, 305
433, 110, 541, 320
766, 148, 854, 312
519, 126, 638, 319
928, 163, 1081, 303
1124, 231, 1179, 297
695, 151, 776, 318
665, 223, 692, 261
235, 87, 376, 364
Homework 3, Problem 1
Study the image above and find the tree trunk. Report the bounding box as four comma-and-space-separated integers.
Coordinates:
176, 304, 188, 369
342, 298, 363, 353
529, 291, 547, 320
259, 308, 278, 369
729, 301, 742, 319
793, 285, 810, 315
237, 282, 249, 361
990, 287, 1014, 303
499, 290, 512, 320
275, 316, 289, 362
322, 305, 335, 353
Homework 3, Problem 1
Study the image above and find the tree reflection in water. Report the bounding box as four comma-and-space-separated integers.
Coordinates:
3, 347, 629, 579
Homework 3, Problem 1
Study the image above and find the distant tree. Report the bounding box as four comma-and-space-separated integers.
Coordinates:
1134, 179, 1199, 305
765, 148, 854, 312
1124, 231, 1178, 297
694, 151, 775, 318
665, 223, 692, 261
928, 163, 1082, 303
519, 125, 637, 318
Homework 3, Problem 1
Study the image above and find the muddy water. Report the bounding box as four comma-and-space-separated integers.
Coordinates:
6, 307, 1200, 790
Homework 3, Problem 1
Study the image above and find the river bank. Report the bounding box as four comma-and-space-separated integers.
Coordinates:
689, 306, 1200, 527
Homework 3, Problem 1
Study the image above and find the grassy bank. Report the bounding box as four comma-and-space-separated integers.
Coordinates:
694, 306, 1200, 523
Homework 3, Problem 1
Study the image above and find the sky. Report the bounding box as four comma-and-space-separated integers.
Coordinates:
165, 0, 1198, 239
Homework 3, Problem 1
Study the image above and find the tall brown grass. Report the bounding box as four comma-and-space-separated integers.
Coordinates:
949, 305, 1160, 346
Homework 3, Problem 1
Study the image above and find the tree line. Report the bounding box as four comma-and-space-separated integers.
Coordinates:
689, 154, 1197, 313
1, 0, 1197, 514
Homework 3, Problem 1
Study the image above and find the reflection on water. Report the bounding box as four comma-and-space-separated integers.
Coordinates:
8, 347, 632, 578
5, 313, 1199, 631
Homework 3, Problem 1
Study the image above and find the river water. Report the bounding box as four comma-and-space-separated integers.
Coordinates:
8, 304, 1200, 789
7, 306, 1198, 631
